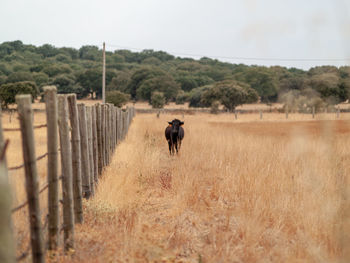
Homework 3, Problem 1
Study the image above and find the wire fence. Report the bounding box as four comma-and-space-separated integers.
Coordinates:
0, 88, 135, 263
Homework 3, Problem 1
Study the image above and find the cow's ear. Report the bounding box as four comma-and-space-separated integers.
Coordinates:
180, 122, 184, 126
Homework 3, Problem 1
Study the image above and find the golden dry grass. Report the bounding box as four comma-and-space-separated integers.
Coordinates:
71, 113, 349, 262
3, 111, 350, 262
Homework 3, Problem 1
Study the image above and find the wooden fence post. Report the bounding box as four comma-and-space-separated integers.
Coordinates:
0, 106, 15, 263
95, 104, 103, 175
105, 105, 110, 165
109, 105, 113, 154
312, 106, 315, 119
67, 94, 83, 224
91, 106, 99, 184
101, 105, 106, 167
116, 108, 121, 143
112, 106, 116, 150
285, 105, 289, 119
44, 86, 60, 250
122, 110, 126, 140
86, 107, 95, 196
57, 95, 75, 251
259, 110, 263, 120
16, 95, 45, 263
77, 104, 91, 199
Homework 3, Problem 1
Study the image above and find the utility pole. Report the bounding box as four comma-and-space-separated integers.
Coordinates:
102, 42, 106, 104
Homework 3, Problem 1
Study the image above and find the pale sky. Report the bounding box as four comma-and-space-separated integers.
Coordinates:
1, 0, 350, 69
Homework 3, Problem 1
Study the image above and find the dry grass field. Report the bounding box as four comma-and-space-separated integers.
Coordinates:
2, 110, 350, 262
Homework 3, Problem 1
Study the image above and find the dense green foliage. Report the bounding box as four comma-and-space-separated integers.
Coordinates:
0, 40, 349, 109
106, 90, 130, 107
0, 81, 39, 107
151, 91, 166, 109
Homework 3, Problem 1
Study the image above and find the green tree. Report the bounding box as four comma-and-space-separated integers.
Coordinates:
79, 45, 101, 61
32, 72, 49, 89
107, 71, 131, 93
106, 90, 130, 107
52, 74, 85, 98
0, 81, 39, 108
37, 44, 59, 58
6, 71, 34, 83
201, 80, 258, 111
42, 64, 72, 77
235, 67, 278, 102
175, 90, 189, 105
188, 85, 213, 107
175, 75, 198, 91
127, 67, 168, 98
136, 75, 180, 102
307, 72, 344, 103
151, 91, 166, 108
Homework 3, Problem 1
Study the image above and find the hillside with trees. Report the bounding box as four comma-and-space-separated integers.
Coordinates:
0, 40, 349, 110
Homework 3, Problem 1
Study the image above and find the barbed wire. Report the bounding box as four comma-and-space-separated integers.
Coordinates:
11, 176, 62, 214
3, 124, 47, 132
8, 152, 48, 171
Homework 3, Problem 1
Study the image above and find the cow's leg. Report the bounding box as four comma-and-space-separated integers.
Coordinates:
168, 140, 172, 154
175, 141, 178, 153
171, 143, 175, 155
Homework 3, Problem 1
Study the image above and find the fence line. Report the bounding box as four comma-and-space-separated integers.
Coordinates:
0, 87, 135, 263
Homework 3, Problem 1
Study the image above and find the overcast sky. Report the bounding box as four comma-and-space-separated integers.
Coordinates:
1, 0, 349, 69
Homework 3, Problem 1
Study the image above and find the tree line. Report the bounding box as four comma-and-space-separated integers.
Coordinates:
0, 40, 349, 111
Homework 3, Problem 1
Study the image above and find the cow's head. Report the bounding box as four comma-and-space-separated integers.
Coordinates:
168, 119, 184, 133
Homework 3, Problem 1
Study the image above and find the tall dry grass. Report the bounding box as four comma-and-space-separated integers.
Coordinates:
2, 111, 56, 260
2, 110, 349, 262
64, 113, 349, 262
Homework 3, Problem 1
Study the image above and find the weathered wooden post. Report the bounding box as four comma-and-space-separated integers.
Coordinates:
57, 95, 75, 251
123, 110, 127, 140
105, 105, 110, 164
67, 94, 83, 224
101, 105, 106, 167
285, 105, 289, 119
0, 107, 15, 263
312, 106, 315, 119
77, 104, 91, 199
234, 109, 237, 120
16, 95, 45, 263
113, 106, 117, 150
259, 110, 263, 120
116, 108, 121, 143
95, 104, 103, 175
91, 106, 99, 184
86, 107, 95, 196
44, 87, 60, 249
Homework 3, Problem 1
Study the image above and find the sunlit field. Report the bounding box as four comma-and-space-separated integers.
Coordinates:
2, 110, 349, 262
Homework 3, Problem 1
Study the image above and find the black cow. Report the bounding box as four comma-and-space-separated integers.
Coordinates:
165, 119, 184, 154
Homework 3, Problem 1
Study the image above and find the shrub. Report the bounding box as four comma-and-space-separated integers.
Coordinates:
175, 90, 189, 105
210, 100, 220, 114
106, 90, 130, 107
151, 91, 165, 109
0, 81, 39, 108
